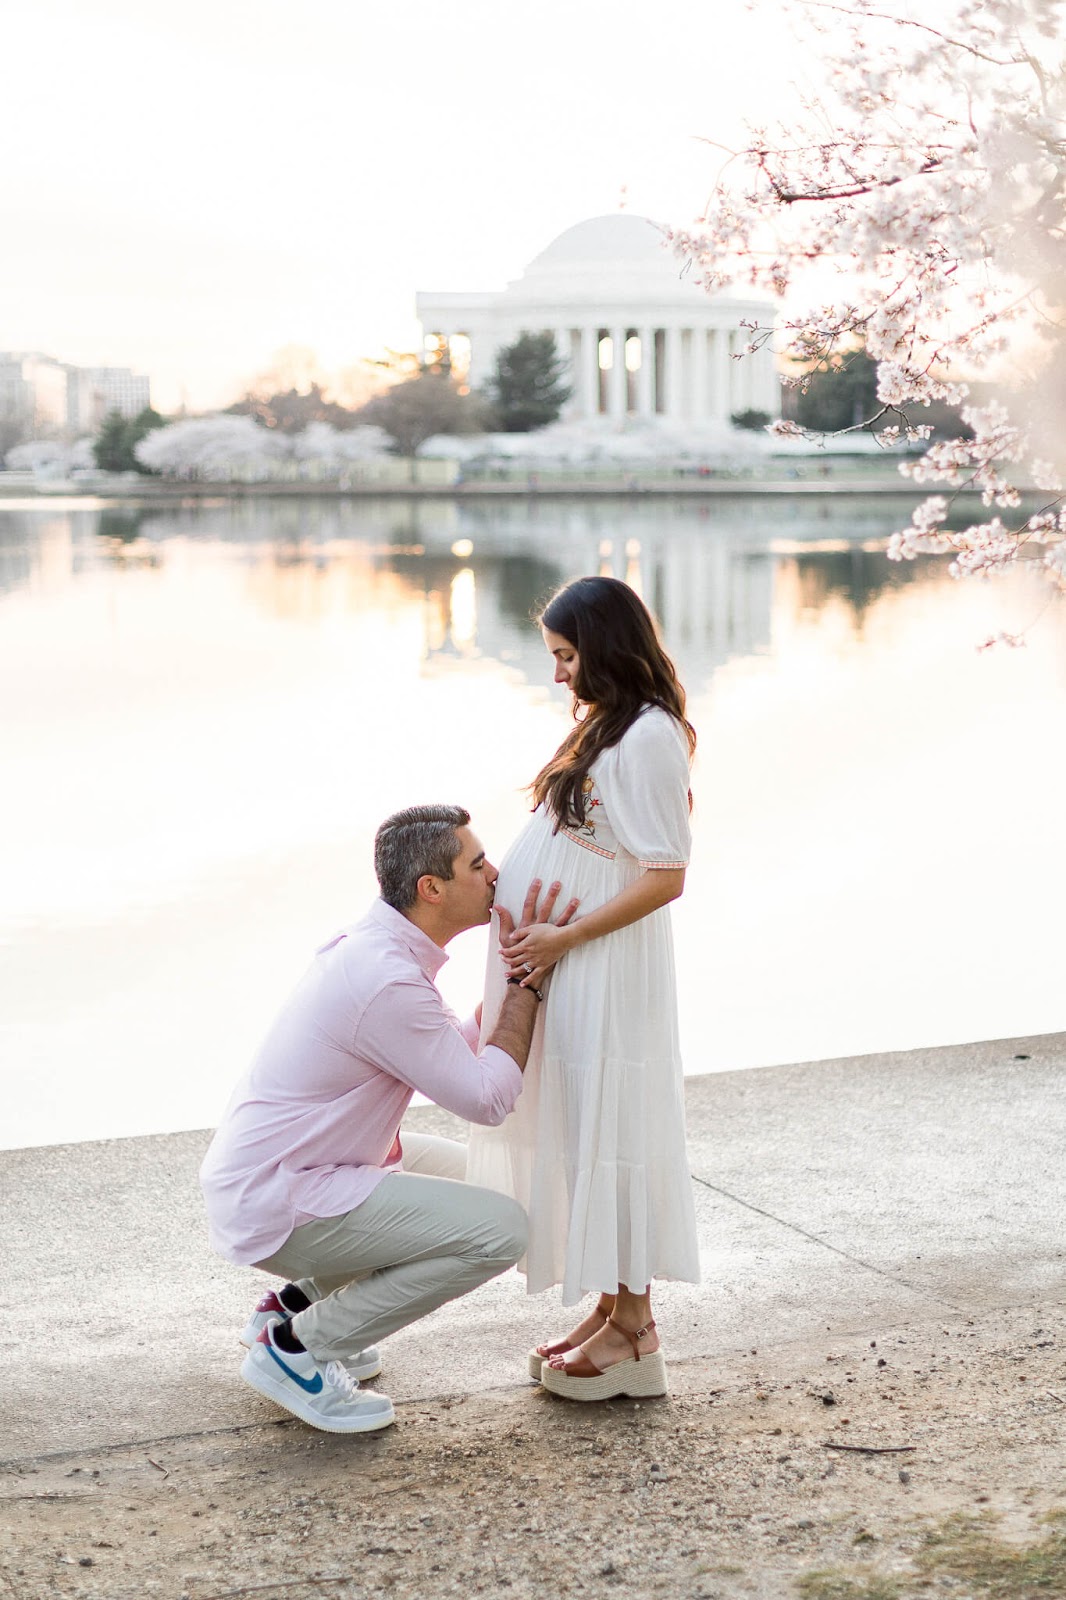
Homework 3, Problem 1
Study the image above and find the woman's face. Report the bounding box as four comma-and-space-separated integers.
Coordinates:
542, 626, 580, 695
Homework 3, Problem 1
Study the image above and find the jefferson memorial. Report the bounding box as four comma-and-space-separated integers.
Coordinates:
416, 214, 779, 426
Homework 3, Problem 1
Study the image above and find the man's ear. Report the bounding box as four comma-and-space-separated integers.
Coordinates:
414, 874, 442, 907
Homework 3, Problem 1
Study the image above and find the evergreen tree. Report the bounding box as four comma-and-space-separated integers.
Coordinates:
126, 407, 166, 469
93, 411, 131, 472
787, 350, 882, 434
92, 407, 166, 473
486, 332, 572, 433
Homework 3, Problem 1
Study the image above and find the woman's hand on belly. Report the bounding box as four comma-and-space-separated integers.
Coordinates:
497, 877, 580, 989
509, 865, 685, 974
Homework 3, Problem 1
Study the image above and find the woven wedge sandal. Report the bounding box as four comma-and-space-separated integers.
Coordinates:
540, 1317, 667, 1402
527, 1297, 613, 1381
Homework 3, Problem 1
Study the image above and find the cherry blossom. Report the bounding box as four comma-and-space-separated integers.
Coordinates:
133, 418, 391, 482
671, 0, 1066, 601
134, 417, 292, 481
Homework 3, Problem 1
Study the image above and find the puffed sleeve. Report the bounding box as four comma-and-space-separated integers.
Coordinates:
594, 707, 692, 868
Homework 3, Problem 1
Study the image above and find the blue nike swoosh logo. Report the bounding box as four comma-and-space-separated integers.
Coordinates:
265, 1342, 324, 1394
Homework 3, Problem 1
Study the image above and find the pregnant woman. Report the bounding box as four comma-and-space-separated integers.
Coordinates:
466, 575, 700, 1401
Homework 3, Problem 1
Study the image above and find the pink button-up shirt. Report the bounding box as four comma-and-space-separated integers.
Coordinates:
200, 899, 523, 1265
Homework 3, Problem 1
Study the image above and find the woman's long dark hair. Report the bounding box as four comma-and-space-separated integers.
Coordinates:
531, 576, 696, 830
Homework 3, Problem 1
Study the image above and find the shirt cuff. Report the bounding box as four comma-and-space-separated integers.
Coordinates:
480, 1043, 524, 1108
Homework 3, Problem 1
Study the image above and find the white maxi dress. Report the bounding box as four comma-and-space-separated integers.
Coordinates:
466, 705, 701, 1306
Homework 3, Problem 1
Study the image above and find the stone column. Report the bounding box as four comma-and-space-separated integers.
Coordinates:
636, 326, 655, 418
574, 325, 596, 417
469, 331, 494, 392
729, 331, 748, 414
690, 328, 709, 420
608, 325, 628, 418
711, 327, 732, 422
664, 325, 684, 419
654, 330, 665, 414
727, 332, 745, 412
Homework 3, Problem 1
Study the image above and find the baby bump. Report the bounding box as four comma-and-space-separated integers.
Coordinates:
495, 817, 631, 928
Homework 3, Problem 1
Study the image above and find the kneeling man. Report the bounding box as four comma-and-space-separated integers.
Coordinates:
200, 804, 573, 1435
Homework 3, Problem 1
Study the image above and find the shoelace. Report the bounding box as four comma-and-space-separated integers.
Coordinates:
324, 1361, 365, 1401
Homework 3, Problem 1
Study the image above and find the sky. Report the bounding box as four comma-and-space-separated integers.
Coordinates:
2, 0, 803, 412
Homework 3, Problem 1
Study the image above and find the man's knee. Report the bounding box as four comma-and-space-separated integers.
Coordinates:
483, 1191, 527, 1266
399, 1131, 467, 1182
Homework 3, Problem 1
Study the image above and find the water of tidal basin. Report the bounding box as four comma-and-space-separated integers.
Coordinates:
1, 493, 1064, 1150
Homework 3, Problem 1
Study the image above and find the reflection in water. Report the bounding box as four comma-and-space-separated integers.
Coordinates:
790, 547, 927, 626
97, 507, 151, 545
1, 493, 1064, 1150
0, 492, 935, 673
449, 569, 477, 653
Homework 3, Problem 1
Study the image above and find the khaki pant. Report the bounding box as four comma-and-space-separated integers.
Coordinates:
253, 1132, 527, 1363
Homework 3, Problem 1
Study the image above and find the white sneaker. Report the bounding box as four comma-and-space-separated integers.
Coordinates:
239, 1290, 382, 1380
241, 1322, 395, 1435
239, 1289, 292, 1347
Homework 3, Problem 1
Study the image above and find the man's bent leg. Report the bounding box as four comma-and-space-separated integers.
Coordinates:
289, 1132, 469, 1306
256, 1173, 526, 1363
398, 1130, 467, 1181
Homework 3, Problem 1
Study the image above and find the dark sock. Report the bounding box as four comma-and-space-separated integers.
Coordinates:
278, 1283, 312, 1314
272, 1319, 306, 1356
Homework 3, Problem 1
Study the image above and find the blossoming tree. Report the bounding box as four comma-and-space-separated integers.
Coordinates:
671, 0, 1066, 611
134, 417, 292, 481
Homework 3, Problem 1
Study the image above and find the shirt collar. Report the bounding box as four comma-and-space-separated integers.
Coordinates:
368, 897, 449, 982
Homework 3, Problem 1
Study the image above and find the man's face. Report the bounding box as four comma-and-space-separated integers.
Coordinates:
438, 826, 498, 934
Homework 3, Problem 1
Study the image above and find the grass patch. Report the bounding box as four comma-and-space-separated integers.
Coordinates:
796, 1573, 903, 1600
917, 1512, 1066, 1596
796, 1512, 1066, 1600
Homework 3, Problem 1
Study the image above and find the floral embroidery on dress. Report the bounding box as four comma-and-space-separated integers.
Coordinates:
572, 774, 603, 841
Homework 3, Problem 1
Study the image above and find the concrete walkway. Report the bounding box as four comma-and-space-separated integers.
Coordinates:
4, 1031, 1064, 1464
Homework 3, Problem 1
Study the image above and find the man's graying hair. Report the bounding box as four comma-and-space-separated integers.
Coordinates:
374, 804, 471, 911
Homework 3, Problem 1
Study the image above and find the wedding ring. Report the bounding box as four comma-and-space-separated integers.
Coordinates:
523, 963, 533, 973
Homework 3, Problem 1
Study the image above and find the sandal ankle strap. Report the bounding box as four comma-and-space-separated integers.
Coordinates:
607, 1316, 656, 1361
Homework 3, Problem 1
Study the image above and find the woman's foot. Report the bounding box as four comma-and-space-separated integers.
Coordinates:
541, 1315, 667, 1401
527, 1296, 614, 1380
547, 1313, 659, 1377
534, 1295, 614, 1362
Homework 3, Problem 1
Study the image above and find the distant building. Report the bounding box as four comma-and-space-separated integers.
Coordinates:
0, 353, 151, 442
0, 353, 69, 437
65, 366, 101, 434
416, 214, 779, 426
86, 367, 152, 422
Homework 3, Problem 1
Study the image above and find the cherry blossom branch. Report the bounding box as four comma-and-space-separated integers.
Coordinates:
798, 0, 1018, 66
759, 155, 947, 204
670, 0, 1066, 612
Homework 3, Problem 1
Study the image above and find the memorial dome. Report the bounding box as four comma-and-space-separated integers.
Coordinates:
507, 214, 687, 304
528, 215, 667, 270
